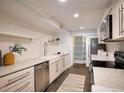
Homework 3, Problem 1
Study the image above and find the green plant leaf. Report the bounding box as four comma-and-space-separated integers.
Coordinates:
10, 42, 27, 55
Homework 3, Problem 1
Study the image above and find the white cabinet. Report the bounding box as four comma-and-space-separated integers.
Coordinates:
112, 0, 121, 39
111, 0, 124, 40
57, 58, 64, 76
97, 0, 124, 41
63, 54, 69, 70
118, 0, 124, 38
49, 54, 69, 84
49, 58, 64, 84
49, 61, 57, 84
0, 67, 34, 92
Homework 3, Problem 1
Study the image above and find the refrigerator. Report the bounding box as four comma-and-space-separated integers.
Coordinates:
86, 36, 98, 67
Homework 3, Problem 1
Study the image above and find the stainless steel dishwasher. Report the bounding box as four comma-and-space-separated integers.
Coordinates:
34, 61, 49, 92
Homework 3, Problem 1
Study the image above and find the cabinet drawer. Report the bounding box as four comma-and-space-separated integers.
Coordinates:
0, 67, 34, 92
11, 79, 34, 92
1, 76, 33, 92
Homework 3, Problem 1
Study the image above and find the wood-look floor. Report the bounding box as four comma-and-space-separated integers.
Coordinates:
46, 64, 91, 92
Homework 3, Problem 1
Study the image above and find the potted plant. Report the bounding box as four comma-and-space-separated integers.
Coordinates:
3, 42, 27, 65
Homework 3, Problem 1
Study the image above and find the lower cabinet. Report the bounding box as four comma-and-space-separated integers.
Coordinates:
49, 54, 69, 84
64, 54, 69, 70
49, 60, 62, 84
49, 61, 57, 84
0, 67, 34, 92
57, 58, 64, 76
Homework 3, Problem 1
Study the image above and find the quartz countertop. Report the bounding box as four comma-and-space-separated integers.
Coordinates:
92, 85, 124, 92
91, 54, 115, 62
0, 53, 68, 77
93, 67, 124, 91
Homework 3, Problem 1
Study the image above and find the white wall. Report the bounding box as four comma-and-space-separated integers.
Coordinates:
0, 22, 61, 62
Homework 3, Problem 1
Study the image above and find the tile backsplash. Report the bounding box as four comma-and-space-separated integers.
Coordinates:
107, 42, 124, 54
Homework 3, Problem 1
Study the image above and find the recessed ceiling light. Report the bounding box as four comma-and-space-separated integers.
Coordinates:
59, 0, 67, 2
73, 13, 79, 18
80, 27, 84, 30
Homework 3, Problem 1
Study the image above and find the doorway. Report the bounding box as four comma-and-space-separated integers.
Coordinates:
73, 36, 86, 64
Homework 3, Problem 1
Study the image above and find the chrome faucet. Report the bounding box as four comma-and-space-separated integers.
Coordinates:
44, 42, 48, 56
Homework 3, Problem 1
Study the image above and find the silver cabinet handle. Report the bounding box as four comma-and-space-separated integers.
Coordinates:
8, 72, 30, 84
56, 63, 58, 73
119, 7, 121, 35
0, 72, 31, 90
119, 4, 124, 35
15, 82, 31, 92
121, 4, 124, 34
63, 60, 65, 68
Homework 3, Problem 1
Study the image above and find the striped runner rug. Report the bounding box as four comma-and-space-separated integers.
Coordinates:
57, 74, 85, 92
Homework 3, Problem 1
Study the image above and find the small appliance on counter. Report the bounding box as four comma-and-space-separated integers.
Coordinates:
0, 50, 3, 66
98, 50, 108, 56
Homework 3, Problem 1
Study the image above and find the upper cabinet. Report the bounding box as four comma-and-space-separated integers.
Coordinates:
112, 0, 121, 40
98, 0, 124, 43
112, 0, 124, 40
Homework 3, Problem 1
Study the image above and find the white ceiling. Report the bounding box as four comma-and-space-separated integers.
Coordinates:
0, 0, 112, 33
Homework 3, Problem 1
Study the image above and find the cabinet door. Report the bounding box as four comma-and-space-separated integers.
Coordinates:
112, 0, 123, 39
49, 62, 57, 84
57, 59, 64, 76
119, 0, 124, 37
112, 1, 119, 39
63, 57, 66, 71
64, 55, 69, 70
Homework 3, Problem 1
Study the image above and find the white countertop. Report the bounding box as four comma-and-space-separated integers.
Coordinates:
0, 53, 68, 77
92, 85, 124, 92
93, 67, 124, 91
91, 54, 115, 62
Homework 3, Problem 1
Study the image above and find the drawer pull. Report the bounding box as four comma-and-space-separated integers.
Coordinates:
15, 82, 31, 92
8, 72, 30, 84
3, 76, 32, 92
0, 72, 31, 90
